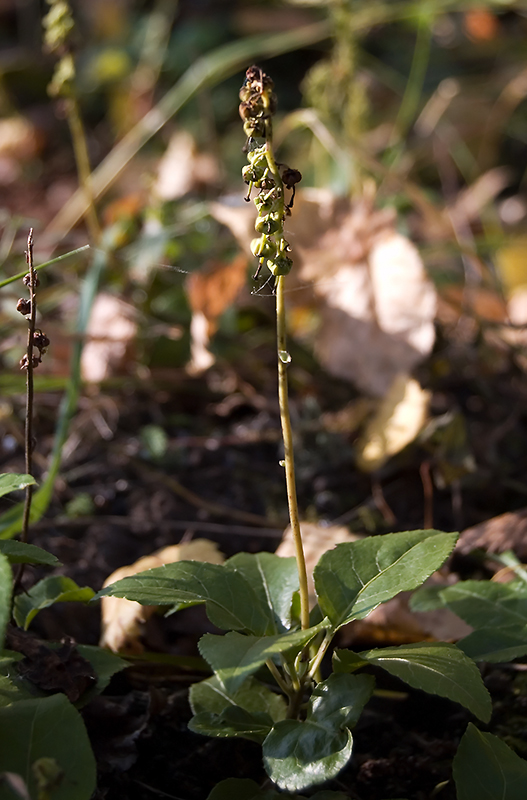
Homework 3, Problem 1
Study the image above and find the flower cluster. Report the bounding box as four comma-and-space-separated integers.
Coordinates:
239, 66, 301, 282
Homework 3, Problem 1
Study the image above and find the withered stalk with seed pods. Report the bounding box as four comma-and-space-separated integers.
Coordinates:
16, 230, 50, 559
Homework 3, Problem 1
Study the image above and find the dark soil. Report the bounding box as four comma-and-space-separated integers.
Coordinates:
4, 338, 527, 800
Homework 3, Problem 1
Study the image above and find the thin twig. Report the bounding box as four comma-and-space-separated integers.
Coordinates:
14, 229, 37, 593
21, 228, 36, 543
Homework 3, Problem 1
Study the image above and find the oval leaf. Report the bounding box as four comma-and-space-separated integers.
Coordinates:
96, 560, 272, 635
457, 626, 527, 663
440, 580, 527, 630
0, 694, 96, 800
0, 473, 36, 499
263, 719, 352, 792
0, 541, 61, 567
189, 705, 273, 744
190, 675, 286, 722
226, 552, 299, 632
314, 530, 458, 629
336, 642, 491, 722
14, 576, 95, 630
453, 723, 527, 800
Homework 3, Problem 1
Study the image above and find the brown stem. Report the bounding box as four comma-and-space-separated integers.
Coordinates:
14, 229, 37, 593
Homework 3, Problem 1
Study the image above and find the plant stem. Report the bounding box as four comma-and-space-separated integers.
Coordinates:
266, 657, 293, 698
276, 276, 310, 632
21, 228, 36, 543
66, 96, 101, 243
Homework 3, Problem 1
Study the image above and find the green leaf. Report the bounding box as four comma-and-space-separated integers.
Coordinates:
440, 580, 527, 629
457, 626, 527, 663
74, 645, 128, 705
0, 553, 11, 650
0, 694, 96, 800
198, 624, 325, 694
309, 673, 374, 730
453, 723, 527, 800
226, 552, 299, 632
263, 720, 352, 792
314, 530, 458, 629
13, 576, 95, 630
0, 474, 36, 499
262, 674, 373, 792
0, 541, 61, 567
409, 583, 448, 612
190, 675, 286, 722
96, 560, 273, 635
189, 705, 273, 744
0, 652, 38, 707
336, 642, 491, 722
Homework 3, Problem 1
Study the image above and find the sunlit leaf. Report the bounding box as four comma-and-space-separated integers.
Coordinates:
335, 642, 491, 722
314, 530, 457, 629
226, 552, 299, 632
264, 719, 351, 792
0, 474, 36, 499
96, 560, 273, 635
262, 673, 373, 792
198, 624, 325, 694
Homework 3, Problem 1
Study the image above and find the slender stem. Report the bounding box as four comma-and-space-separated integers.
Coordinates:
266, 658, 292, 698
14, 229, 37, 594
276, 275, 310, 632
66, 96, 101, 244
307, 631, 334, 682
21, 228, 37, 543
0, 245, 90, 290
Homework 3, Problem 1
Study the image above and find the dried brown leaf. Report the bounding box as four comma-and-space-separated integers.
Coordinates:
212, 189, 436, 395
457, 509, 527, 561
81, 293, 137, 383
356, 375, 430, 472
186, 255, 248, 373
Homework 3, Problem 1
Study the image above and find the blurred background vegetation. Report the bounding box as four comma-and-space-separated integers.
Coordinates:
1, 0, 527, 542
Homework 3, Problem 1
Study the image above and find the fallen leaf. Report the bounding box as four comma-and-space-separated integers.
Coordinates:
357, 375, 430, 472
212, 188, 436, 396
100, 539, 224, 653
0, 115, 42, 186
154, 130, 219, 201
81, 293, 137, 383
5, 627, 96, 703
457, 509, 527, 561
186, 255, 248, 374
